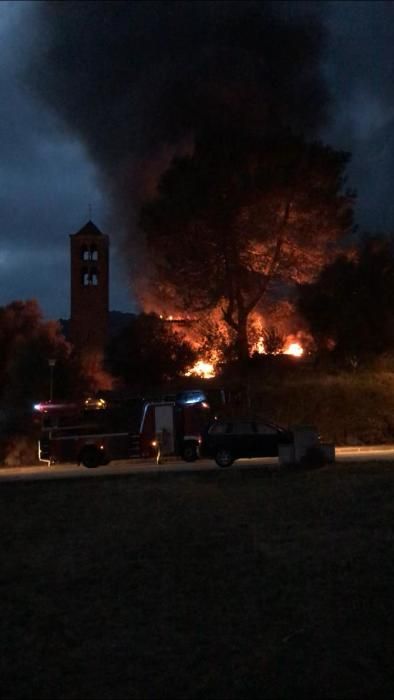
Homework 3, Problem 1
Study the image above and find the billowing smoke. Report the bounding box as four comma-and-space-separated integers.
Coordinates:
28, 0, 329, 304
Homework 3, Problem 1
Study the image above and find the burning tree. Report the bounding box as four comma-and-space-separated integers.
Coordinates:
140, 130, 355, 360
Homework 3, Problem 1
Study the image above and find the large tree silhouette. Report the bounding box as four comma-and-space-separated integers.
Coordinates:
141, 130, 355, 360
107, 313, 196, 390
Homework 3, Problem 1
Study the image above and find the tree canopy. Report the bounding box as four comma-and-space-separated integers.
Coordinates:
106, 313, 196, 390
298, 236, 394, 364
140, 130, 355, 359
0, 300, 73, 418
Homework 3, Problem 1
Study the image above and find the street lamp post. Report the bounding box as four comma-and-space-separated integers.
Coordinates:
48, 359, 56, 401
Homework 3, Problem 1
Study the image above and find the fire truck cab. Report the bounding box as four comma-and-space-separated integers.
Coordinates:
34, 392, 211, 468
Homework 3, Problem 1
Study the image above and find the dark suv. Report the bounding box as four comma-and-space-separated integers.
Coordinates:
201, 419, 293, 467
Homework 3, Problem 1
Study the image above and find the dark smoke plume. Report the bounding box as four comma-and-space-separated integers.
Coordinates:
28, 0, 329, 300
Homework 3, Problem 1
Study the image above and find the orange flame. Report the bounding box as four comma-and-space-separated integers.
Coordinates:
252, 333, 305, 358
184, 359, 216, 379
283, 341, 304, 357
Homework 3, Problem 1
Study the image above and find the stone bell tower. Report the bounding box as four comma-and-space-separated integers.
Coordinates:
69, 220, 109, 354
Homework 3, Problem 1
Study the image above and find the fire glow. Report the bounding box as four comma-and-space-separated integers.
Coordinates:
185, 360, 216, 379
252, 336, 305, 358
184, 337, 304, 378
284, 342, 304, 357
160, 311, 306, 378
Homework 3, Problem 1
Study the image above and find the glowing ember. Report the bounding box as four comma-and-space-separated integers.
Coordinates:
185, 360, 216, 379
284, 342, 304, 357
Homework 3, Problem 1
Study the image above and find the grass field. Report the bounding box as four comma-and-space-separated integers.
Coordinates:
2, 463, 394, 699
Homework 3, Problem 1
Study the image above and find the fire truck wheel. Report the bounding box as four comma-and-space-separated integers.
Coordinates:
215, 448, 234, 468
182, 442, 198, 462
80, 446, 101, 469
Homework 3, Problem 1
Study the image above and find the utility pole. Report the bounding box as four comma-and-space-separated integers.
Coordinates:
48, 359, 56, 401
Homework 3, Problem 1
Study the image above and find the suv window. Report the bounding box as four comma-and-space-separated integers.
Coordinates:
209, 422, 229, 434
256, 423, 278, 435
231, 422, 255, 435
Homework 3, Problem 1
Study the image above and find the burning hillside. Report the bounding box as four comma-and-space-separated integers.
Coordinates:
156, 306, 311, 379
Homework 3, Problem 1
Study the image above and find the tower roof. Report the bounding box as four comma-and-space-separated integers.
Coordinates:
71, 220, 104, 237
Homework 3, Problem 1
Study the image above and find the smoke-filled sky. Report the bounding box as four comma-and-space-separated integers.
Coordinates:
1, 0, 394, 319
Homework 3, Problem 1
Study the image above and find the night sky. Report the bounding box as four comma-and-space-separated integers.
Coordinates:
1, 0, 394, 319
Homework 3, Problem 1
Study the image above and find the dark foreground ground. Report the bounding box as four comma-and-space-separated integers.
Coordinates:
2, 463, 394, 699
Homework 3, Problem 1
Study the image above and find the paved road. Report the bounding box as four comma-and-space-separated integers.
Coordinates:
1, 445, 394, 482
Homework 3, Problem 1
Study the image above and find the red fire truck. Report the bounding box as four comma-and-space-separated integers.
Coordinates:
33, 391, 212, 468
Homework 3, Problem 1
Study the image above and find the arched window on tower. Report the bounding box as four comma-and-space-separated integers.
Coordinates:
81, 246, 90, 261
90, 246, 98, 261
81, 266, 89, 286
81, 263, 99, 286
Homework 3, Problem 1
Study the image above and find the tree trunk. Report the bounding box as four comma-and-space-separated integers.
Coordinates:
236, 314, 250, 361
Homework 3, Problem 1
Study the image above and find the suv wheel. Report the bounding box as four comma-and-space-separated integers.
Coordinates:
300, 446, 327, 469
182, 442, 198, 462
215, 448, 233, 468
80, 446, 101, 469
